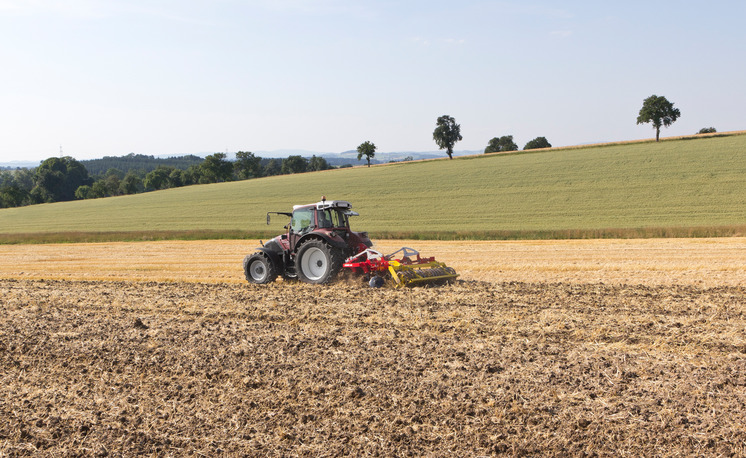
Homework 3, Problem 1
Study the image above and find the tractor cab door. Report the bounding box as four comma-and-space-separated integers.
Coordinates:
317, 208, 349, 230
288, 207, 314, 251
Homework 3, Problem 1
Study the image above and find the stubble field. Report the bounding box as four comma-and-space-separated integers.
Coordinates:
1, 239, 745, 455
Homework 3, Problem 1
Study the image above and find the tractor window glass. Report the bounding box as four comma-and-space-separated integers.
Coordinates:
291, 208, 313, 233
333, 210, 347, 228
319, 209, 345, 228
317, 210, 331, 228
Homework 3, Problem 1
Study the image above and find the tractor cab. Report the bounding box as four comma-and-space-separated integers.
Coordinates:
290, 200, 357, 233
286, 200, 362, 253
268, 199, 362, 251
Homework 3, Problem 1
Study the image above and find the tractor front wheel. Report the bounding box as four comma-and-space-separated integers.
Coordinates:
244, 252, 278, 284
295, 239, 343, 284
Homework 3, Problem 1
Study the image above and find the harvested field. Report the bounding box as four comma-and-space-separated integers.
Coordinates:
0, 238, 745, 286
1, 239, 746, 455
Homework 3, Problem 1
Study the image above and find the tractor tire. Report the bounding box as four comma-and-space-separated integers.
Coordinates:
243, 252, 278, 284
295, 239, 343, 284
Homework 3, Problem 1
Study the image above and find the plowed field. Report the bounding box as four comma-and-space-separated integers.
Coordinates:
1, 239, 746, 455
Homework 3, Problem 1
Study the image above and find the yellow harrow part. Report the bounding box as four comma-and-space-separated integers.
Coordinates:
387, 259, 458, 287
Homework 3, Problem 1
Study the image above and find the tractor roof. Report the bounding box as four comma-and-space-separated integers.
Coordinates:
293, 200, 353, 211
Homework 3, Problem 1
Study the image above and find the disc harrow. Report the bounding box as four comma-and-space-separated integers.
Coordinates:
343, 247, 458, 287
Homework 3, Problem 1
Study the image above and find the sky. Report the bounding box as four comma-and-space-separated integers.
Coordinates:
1, 0, 744, 163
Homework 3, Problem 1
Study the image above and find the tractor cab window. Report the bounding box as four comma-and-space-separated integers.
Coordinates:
291, 208, 313, 233
317, 209, 346, 229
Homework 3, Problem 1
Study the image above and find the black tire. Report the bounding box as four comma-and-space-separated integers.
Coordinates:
294, 239, 343, 284
243, 252, 278, 284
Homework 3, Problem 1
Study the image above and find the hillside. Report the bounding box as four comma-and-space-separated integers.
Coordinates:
1, 133, 745, 241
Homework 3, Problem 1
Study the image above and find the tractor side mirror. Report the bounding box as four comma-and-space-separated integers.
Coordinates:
266, 213, 271, 225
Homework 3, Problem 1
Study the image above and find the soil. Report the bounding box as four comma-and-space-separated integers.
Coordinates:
2, 278, 745, 456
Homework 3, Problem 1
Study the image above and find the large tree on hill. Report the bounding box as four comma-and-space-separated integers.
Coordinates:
433, 115, 462, 159
637, 94, 681, 142
484, 135, 518, 154
356, 141, 376, 167
31, 156, 92, 203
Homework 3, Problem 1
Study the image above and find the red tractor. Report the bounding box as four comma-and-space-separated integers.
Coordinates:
243, 198, 457, 286
243, 198, 372, 284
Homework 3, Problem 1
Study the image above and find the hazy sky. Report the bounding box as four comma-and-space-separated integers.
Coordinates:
1, 0, 744, 163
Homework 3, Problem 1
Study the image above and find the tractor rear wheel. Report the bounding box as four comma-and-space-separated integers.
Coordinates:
244, 252, 278, 284
295, 239, 343, 284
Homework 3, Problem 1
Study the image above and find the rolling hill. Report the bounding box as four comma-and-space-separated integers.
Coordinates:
1, 133, 745, 241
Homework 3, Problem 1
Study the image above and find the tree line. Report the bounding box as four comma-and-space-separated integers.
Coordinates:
430, 114, 553, 157
434, 94, 712, 157
0, 152, 333, 208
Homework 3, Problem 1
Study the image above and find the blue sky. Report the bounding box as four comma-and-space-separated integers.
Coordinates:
1, 0, 744, 162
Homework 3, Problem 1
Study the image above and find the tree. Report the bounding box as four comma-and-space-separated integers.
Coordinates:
0, 185, 30, 207
12, 168, 34, 191
356, 141, 377, 167
74, 185, 93, 200
263, 159, 281, 177
484, 136, 518, 154
234, 151, 262, 179
0, 171, 13, 189
119, 172, 143, 195
168, 169, 186, 188
90, 180, 110, 198
433, 115, 462, 159
636, 94, 681, 142
524, 137, 552, 150
31, 156, 93, 202
144, 167, 171, 191
104, 168, 124, 180
199, 153, 233, 183
281, 155, 308, 174
308, 155, 331, 172
698, 127, 717, 134
184, 164, 202, 185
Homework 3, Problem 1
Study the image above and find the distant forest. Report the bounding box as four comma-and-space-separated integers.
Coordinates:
80, 153, 204, 175
0, 152, 348, 209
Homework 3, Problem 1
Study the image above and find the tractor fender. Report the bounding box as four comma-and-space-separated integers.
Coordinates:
295, 233, 348, 253
256, 245, 284, 271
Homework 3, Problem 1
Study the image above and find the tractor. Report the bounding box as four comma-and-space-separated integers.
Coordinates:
243, 198, 457, 287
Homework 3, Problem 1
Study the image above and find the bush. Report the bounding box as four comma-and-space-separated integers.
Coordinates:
485, 136, 518, 154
